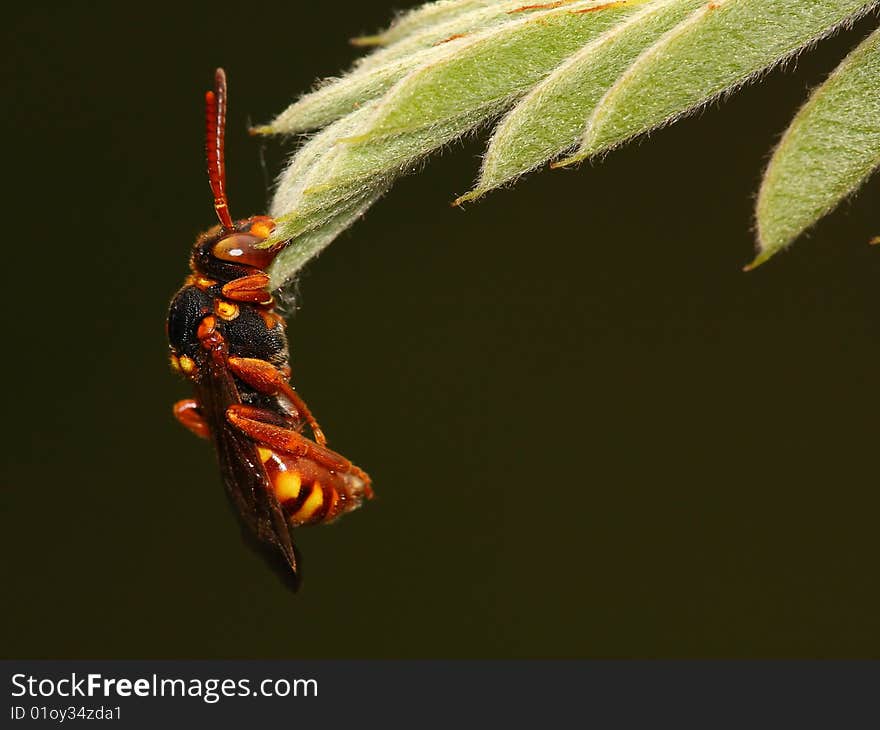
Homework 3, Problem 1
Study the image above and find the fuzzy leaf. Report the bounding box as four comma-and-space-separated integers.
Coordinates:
352, 0, 503, 47
351, 0, 653, 141
466, 0, 707, 200
268, 0, 653, 239
264, 1, 530, 135
263, 0, 657, 286
560, 0, 878, 163
262, 0, 880, 288
752, 25, 880, 267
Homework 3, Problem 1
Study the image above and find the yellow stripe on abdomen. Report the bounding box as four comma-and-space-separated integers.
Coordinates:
274, 471, 302, 502
259, 447, 363, 526
261, 447, 303, 504
290, 483, 324, 525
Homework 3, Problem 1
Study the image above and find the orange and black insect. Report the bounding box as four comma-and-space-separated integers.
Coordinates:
167, 69, 373, 588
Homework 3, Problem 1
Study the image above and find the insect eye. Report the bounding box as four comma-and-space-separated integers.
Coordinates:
212, 233, 276, 270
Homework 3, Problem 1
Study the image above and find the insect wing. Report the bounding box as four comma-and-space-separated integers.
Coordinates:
195, 356, 300, 587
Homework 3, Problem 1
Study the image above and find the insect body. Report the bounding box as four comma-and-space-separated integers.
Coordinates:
167, 69, 372, 587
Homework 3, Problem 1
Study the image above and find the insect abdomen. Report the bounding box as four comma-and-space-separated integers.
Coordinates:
257, 447, 371, 527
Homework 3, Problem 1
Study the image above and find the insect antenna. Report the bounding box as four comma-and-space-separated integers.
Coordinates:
205, 67, 234, 230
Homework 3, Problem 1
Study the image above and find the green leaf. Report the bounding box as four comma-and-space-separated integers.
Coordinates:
466, 0, 707, 200
261, 0, 880, 288
273, 112, 494, 241
752, 25, 880, 267
560, 0, 878, 164
264, 1, 545, 134
278, 0, 653, 228
352, 0, 504, 47
355, 0, 652, 141
266, 102, 392, 246
263, 0, 662, 286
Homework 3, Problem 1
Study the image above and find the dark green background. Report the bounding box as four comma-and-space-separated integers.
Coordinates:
2, 2, 878, 658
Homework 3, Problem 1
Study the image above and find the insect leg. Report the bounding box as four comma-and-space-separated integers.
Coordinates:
226, 404, 368, 485
173, 399, 210, 439
221, 274, 272, 305
227, 356, 326, 446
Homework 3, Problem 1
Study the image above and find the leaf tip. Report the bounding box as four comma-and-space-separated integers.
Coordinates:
550, 152, 585, 170
249, 124, 274, 137
452, 189, 485, 207
350, 33, 386, 47
742, 249, 773, 273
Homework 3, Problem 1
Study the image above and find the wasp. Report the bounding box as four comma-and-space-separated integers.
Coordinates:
167, 69, 373, 588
